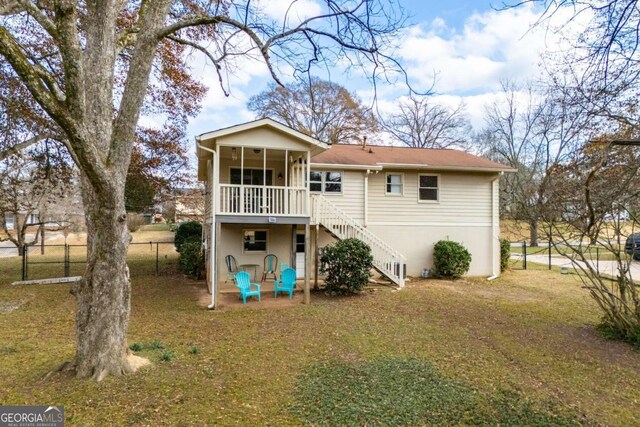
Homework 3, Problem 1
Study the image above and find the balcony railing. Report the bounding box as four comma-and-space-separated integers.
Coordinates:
218, 184, 308, 216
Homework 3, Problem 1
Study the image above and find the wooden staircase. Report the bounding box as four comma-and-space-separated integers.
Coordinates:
311, 194, 406, 287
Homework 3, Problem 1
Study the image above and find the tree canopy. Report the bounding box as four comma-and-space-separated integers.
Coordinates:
248, 78, 378, 144
0, 0, 411, 380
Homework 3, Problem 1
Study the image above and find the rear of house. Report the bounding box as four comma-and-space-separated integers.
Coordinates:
196, 118, 513, 308
311, 143, 512, 277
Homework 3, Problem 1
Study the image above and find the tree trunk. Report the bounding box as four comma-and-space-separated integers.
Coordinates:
70, 174, 133, 380
529, 220, 539, 247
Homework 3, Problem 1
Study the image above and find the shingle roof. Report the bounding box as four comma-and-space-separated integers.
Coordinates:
311, 144, 515, 172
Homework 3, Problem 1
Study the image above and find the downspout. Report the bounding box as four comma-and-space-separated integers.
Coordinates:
196, 139, 218, 308
364, 170, 369, 227
487, 173, 502, 281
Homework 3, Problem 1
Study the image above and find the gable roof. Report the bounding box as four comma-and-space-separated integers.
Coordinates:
196, 117, 329, 153
311, 144, 516, 173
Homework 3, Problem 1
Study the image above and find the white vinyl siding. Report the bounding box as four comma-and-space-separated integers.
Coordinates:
312, 169, 364, 223
368, 171, 493, 224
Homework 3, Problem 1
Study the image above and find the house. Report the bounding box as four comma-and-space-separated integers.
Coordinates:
161, 187, 205, 224
196, 118, 514, 309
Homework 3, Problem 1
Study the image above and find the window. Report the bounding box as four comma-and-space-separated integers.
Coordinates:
386, 173, 403, 195
309, 171, 342, 194
310, 171, 322, 192
419, 175, 439, 201
26, 213, 39, 225
5, 213, 14, 231
230, 168, 273, 185
243, 230, 268, 253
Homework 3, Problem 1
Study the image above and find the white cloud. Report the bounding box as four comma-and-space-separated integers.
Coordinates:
399, 5, 566, 95
255, 0, 323, 25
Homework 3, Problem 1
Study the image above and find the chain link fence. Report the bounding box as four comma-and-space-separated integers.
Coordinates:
0, 241, 179, 283
508, 241, 609, 272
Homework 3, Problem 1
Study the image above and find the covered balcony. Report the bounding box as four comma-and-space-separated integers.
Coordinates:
215, 145, 311, 217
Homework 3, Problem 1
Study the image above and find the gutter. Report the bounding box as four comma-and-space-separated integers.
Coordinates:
375, 163, 517, 173
487, 173, 502, 281
196, 139, 217, 309
310, 163, 383, 171
309, 162, 516, 173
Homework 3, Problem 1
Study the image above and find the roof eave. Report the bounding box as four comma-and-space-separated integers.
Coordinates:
376, 163, 517, 173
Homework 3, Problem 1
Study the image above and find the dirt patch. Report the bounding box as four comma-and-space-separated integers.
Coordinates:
0, 300, 26, 313
415, 278, 543, 303
197, 285, 305, 310
558, 325, 640, 373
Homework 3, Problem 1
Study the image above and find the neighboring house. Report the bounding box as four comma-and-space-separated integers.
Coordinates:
162, 188, 205, 223
196, 118, 514, 308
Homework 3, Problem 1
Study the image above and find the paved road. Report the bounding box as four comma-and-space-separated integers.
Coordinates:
515, 253, 640, 280
0, 232, 65, 258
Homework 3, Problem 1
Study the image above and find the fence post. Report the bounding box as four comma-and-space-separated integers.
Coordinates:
523, 241, 527, 270
64, 244, 70, 277
21, 244, 27, 281
596, 247, 599, 275
156, 242, 159, 276
548, 239, 552, 270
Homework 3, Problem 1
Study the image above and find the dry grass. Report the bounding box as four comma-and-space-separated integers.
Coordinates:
1, 266, 640, 425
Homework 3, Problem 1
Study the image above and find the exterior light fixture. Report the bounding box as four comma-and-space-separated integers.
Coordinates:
231, 147, 237, 161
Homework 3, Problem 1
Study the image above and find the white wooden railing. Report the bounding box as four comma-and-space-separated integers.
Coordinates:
218, 184, 307, 216
311, 194, 406, 287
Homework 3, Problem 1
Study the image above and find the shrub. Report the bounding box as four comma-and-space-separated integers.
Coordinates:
160, 349, 174, 362
126, 213, 146, 233
500, 239, 511, 272
174, 221, 202, 252
320, 238, 373, 295
432, 240, 471, 279
596, 320, 640, 349
129, 342, 143, 352
179, 241, 205, 278
149, 340, 164, 350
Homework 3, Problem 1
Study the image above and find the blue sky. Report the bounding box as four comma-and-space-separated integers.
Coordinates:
177, 1, 555, 142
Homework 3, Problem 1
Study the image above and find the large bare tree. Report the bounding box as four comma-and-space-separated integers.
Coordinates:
507, 0, 640, 343
0, 1, 409, 380
382, 94, 471, 149
480, 80, 588, 246
248, 77, 378, 144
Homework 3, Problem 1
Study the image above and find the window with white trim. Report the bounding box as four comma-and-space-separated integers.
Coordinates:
418, 175, 439, 201
309, 171, 342, 194
243, 230, 268, 253
386, 173, 403, 195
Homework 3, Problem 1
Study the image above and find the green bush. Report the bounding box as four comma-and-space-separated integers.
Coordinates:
179, 241, 205, 278
432, 240, 471, 279
128, 342, 143, 352
174, 221, 202, 252
500, 239, 511, 272
320, 238, 373, 295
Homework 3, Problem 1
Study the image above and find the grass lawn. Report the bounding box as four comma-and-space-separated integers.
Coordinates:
1, 267, 640, 425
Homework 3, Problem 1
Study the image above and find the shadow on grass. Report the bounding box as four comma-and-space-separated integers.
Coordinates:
290, 357, 591, 426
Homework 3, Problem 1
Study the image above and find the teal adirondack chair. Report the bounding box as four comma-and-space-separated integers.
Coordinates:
274, 268, 296, 300
235, 271, 261, 304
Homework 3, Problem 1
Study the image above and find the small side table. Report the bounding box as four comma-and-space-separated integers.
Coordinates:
238, 264, 260, 281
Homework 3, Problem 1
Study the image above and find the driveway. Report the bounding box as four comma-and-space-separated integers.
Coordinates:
518, 253, 640, 280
